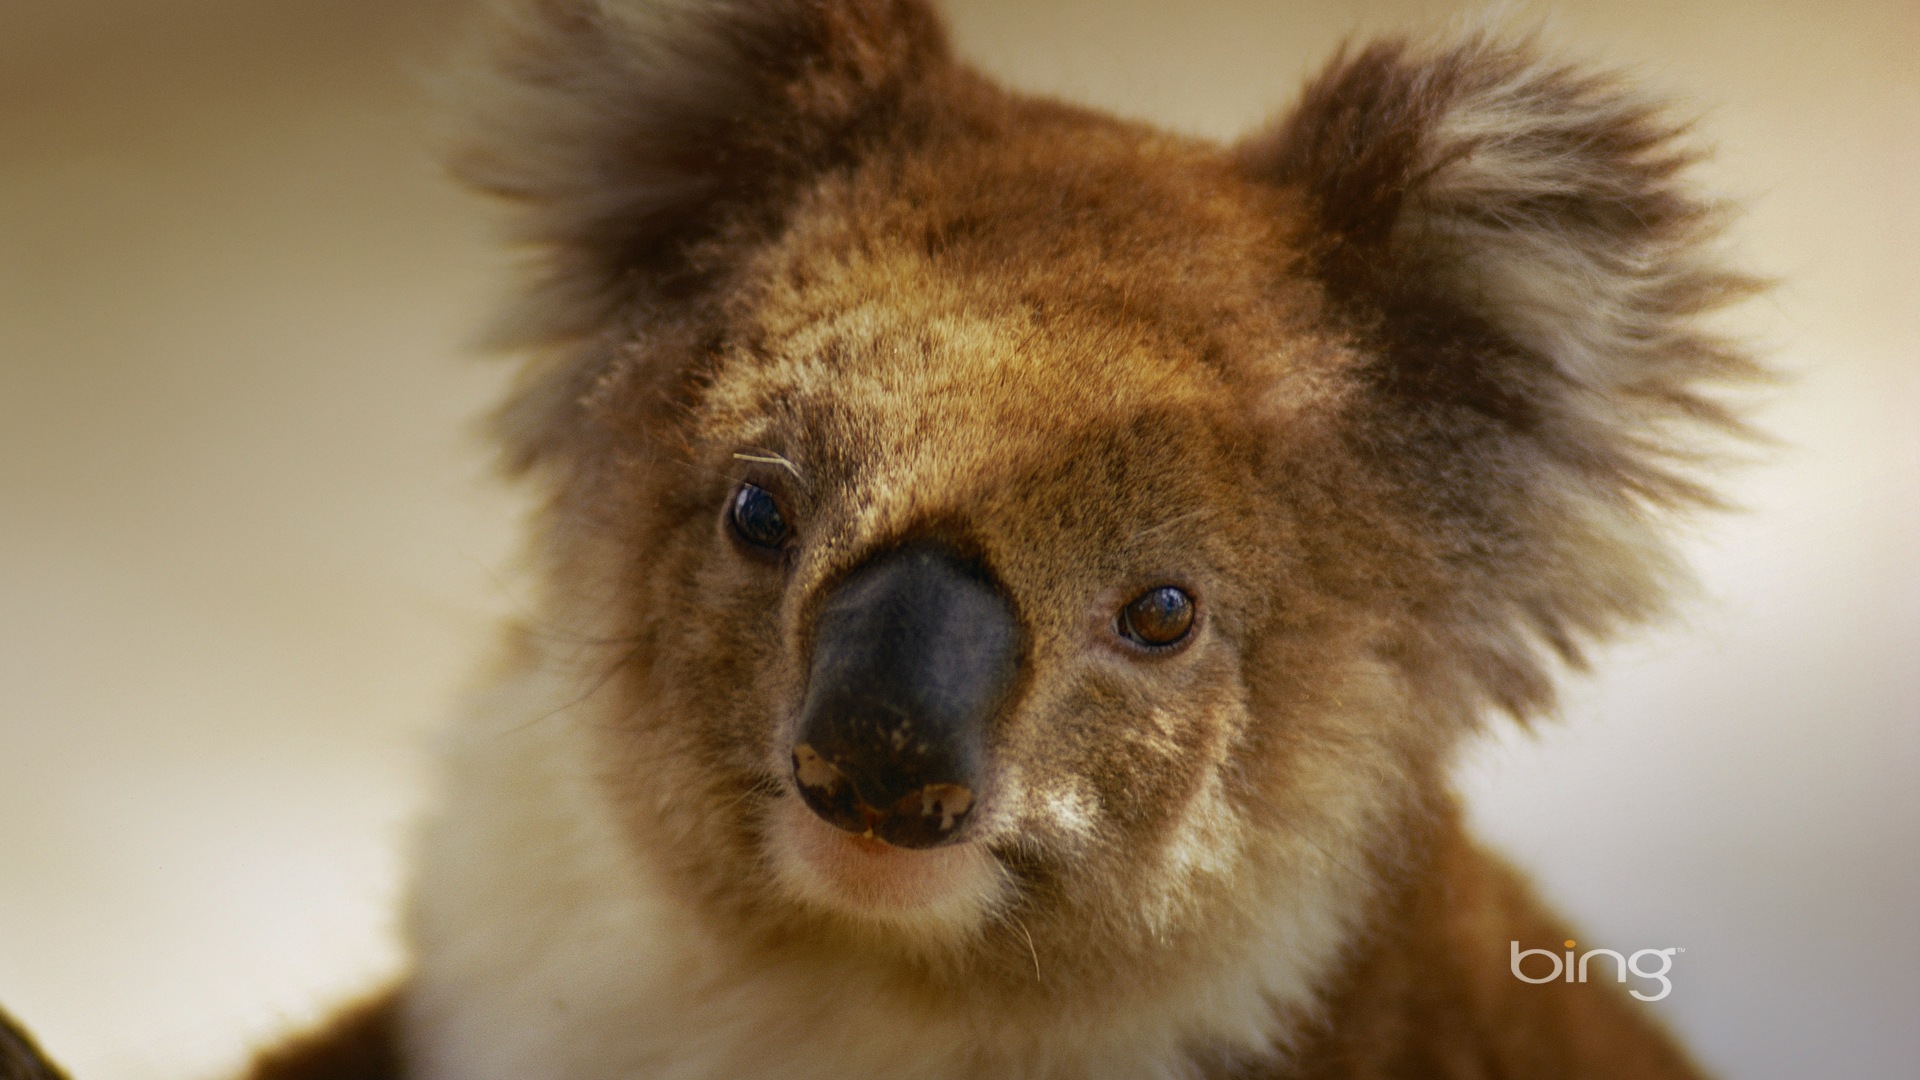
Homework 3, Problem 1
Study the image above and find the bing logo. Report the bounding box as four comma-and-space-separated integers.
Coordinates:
1510, 939, 1681, 1001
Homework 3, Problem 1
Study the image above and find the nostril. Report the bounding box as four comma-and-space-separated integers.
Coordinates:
792, 744, 867, 835
875, 781, 974, 849
909, 783, 973, 832
791, 744, 977, 849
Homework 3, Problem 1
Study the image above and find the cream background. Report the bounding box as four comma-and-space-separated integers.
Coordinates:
1, 1, 1913, 1077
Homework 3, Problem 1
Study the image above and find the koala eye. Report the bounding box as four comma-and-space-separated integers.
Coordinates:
728, 483, 789, 551
1117, 586, 1195, 650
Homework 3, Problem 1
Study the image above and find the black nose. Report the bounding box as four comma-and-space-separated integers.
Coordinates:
791, 543, 1020, 849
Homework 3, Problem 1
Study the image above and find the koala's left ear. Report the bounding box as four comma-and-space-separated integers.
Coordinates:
1237, 30, 1765, 712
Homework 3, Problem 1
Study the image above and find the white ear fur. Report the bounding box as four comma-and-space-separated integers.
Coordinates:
1240, 28, 1765, 715
1394, 36, 1757, 452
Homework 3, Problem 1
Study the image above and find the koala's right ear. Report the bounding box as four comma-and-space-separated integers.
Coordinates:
449, 0, 951, 348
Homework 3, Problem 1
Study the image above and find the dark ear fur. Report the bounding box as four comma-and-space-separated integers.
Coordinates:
451, 0, 949, 346
1239, 29, 1766, 716
447, 0, 950, 471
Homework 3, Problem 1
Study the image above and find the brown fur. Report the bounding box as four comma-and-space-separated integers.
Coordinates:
1287, 812, 1704, 1079
1, 1006, 71, 1080
246, 994, 402, 1080
251, 3, 1760, 1077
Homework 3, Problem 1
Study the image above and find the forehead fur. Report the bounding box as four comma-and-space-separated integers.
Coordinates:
653, 96, 1362, 604
700, 127, 1328, 472
702, 92, 1344, 432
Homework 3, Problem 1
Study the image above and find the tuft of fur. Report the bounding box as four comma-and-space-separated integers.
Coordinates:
445, 0, 953, 471
1238, 28, 1765, 720
450, 0, 947, 336
252, 5, 1762, 1079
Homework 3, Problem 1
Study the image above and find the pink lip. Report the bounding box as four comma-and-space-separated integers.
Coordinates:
843, 832, 895, 856
772, 796, 999, 918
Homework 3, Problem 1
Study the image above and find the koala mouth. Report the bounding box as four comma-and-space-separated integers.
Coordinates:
769, 792, 1005, 921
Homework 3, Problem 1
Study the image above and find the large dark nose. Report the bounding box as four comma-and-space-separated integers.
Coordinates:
791, 543, 1020, 849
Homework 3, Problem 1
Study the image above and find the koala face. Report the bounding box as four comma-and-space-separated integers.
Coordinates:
559, 138, 1386, 980
445, 0, 1759, 1027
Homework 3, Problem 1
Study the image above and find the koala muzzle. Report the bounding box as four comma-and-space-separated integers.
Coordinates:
791, 543, 1019, 849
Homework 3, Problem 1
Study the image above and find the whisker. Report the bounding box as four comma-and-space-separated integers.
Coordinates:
1010, 914, 1042, 982
733, 450, 804, 482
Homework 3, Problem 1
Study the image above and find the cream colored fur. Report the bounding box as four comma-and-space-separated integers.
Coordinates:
403, 643, 1413, 1080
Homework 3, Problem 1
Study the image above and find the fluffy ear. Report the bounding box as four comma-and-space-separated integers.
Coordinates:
1239, 30, 1765, 715
447, 0, 949, 474
450, 0, 950, 347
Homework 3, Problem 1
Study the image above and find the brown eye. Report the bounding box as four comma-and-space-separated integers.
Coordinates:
1118, 586, 1195, 649
729, 483, 789, 550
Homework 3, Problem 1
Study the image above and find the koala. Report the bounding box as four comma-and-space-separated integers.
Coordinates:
245, 2, 1763, 1078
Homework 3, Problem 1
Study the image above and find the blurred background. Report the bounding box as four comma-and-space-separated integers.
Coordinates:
0, 0, 1913, 1077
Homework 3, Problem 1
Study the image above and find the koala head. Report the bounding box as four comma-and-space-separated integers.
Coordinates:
452, 0, 1758, 1008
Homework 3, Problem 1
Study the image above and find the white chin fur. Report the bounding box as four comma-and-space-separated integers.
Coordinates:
405, 661, 1359, 1080
765, 793, 1005, 934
